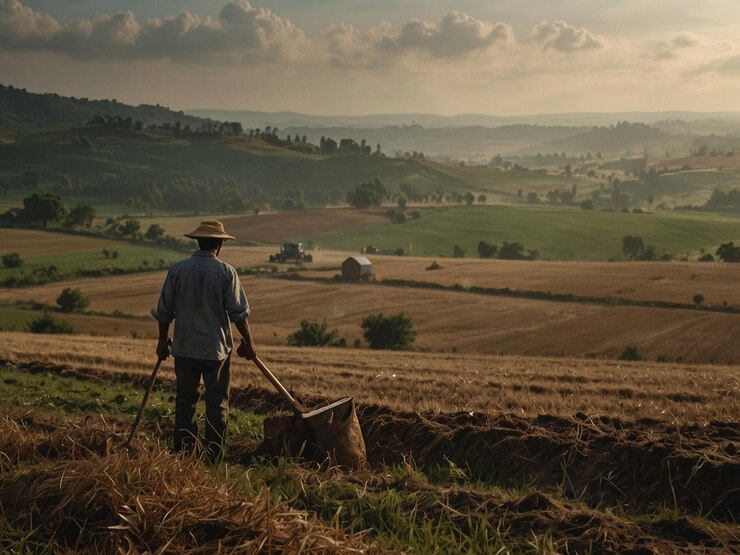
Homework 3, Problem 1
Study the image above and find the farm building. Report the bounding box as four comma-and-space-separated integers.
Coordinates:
342, 256, 372, 281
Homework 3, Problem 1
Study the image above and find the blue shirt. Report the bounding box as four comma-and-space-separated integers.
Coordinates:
154, 251, 249, 361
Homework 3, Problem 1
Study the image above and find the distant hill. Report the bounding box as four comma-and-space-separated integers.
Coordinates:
190, 108, 740, 129
537, 122, 669, 154
282, 124, 587, 160
0, 84, 216, 128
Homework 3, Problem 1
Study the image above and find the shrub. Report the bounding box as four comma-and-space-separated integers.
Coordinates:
1, 253, 23, 268
619, 346, 641, 361
452, 245, 465, 258
28, 312, 74, 334
698, 253, 714, 262
693, 294, 705, 305
361, 312, 416, 350
56, 288, 90, 313
287, 319, 346, 347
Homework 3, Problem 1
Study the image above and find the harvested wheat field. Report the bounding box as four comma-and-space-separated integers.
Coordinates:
299, 256, 740, 308
1, 332, 737, 424
3, 271, 740, 363
1, 334, 738, 552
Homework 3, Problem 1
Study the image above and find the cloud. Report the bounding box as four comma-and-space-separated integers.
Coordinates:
390, 11, 513, 58
323, 12, 512, 68
0, 0, 306, 63
531, 20, 604, 51
0, 0, 60, 46
645, 32, 703, 60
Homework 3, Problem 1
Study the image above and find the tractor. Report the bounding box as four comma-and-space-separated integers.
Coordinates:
269, 242, 313, 263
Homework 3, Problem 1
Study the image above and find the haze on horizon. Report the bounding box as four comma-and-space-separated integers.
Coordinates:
1, 0, 740, 117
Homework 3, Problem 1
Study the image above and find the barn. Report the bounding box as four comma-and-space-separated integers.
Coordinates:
341, 256, 372, 281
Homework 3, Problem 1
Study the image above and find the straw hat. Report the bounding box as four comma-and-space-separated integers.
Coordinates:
184, 219, 235, 240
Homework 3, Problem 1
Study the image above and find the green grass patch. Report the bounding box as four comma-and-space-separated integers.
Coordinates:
0, 242, 178, 281
308, 204, 740, 260
0, 365, 265, 441
0, 306, 41, 331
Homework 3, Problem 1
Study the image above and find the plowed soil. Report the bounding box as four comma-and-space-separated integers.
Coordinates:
221, 208, 388, 243
7, 359, 739, 526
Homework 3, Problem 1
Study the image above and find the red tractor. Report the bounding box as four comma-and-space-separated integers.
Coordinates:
269, 242, 313, 263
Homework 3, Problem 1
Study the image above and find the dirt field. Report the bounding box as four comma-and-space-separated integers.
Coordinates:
1, 332, 737, 425
220, 208, 388, 243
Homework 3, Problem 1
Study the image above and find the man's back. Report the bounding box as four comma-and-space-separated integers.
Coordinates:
154, 251, 249, 361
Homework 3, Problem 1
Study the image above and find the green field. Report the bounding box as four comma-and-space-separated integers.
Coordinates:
0, 239, 182, 281
308, 205, 740, 260
0, 306, 38, 331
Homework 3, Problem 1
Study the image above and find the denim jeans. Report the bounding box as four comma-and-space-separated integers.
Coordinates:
174, 356, 230, 460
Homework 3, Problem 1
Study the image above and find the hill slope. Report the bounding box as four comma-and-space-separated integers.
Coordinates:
0, 84, 214, 128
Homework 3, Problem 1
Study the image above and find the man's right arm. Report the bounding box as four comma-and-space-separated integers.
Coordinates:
153, 269, 176, 358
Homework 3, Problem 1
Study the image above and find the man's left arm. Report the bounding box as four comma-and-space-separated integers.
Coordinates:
224, 268, 255, 359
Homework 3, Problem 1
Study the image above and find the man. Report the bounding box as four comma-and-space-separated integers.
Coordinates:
153, 219, 257, 460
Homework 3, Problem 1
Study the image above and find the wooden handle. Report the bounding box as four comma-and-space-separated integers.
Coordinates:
252, 356, 307, 413
125, 356, 164, 446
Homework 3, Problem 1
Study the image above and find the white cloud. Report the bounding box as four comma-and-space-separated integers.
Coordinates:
390, 11, 513, 58
0, 0, 307, 63
531, 20, 604, 52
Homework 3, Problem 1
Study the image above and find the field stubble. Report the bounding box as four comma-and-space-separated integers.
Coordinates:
1, 332, 737, 425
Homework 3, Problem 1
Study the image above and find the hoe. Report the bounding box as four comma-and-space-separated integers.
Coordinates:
250, 347, 367, 469
126, 342, 367, 469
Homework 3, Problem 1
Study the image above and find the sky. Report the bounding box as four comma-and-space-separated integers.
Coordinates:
1, 0, 740, 116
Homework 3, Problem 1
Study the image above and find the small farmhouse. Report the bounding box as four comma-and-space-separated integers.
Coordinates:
342, 256, 372, 281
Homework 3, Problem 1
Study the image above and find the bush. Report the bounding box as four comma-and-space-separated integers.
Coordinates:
619, 346, 641, 361
28, 312, 74, 334
452, 245, 465, 258
56, 288, 90, 313
287, 319, 345, 347
1, 253, 23, 268
693, 294, 705, 305
361, 312, 416, 350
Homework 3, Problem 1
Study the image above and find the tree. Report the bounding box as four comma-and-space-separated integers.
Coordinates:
477, 194, 487, 204
464, 192, 475, 206
65, 204, 96, 228
497, 241, 527, 260
477, 241, 498, 259
1, 253, 23, 268
28, 312, 74, 334
56, 288, 89, 313
452, 244, 465, 258
716, 242, 740, 263
22, 193, 67, 228
527, 192, 540, 204
361, 312, 416, 350
145, 223, 165, 241
622, 236, 645, 259
347, 179, 389, 208
397, 194, 408, 210
118, 219, 141, 237
287, 319, 346, 347
580, 199, 594, 210
619, 346, 641, 361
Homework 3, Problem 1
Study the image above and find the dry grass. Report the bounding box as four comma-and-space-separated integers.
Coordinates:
0, 416, 372, 553
1, 332, 737, 425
